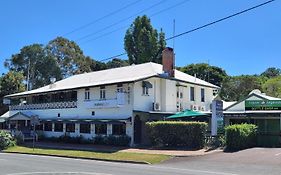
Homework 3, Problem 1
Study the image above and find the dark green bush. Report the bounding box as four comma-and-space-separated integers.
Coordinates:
0, 130, 16, 150
94, 135, 131, 146
225, 124, 257, 151
146, 121, 207, 149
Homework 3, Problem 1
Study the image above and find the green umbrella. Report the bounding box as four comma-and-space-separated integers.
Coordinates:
166, 109, 207, 119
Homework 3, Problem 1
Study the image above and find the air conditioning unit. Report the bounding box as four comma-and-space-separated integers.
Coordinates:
190, 105, 198, 111
153, 102, 161, 111
200, 106, 206, 111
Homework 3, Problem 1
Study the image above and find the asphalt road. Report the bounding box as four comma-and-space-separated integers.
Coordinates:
0, 148, 280, 175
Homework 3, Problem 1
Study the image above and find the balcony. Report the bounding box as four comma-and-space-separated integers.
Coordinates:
10, 101, 77, 111
84, 92, 126, 109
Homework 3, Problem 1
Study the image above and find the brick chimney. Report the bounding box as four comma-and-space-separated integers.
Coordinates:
162, 47, 175, 77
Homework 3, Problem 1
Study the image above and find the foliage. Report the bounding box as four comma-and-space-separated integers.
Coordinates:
220, 75, 263, 101
106, 58, 129, 69
0, 71, 25, 115
4, 44, 61, 89
146, 121, 207, 149
180, 63, 228, 86
225, 124, 257, 151
124, 15, 166, 64
262, 76, 281, 98
261, 67, 281, 78
45, 37, 93, 78
93, 135, 131, 146
0, 130, 16, 150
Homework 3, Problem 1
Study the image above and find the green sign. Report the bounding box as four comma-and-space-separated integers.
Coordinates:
245, 100, 281, 110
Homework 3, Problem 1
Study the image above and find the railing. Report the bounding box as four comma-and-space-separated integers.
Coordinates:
10, 101, 77, 111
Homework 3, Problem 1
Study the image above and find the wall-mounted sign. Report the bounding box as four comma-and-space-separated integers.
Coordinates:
245, 100, 281, 110
211, 100, 223, 136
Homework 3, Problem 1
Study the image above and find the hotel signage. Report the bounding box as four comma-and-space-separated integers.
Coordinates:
245, 100, 281, 110
211, 100, 224, 136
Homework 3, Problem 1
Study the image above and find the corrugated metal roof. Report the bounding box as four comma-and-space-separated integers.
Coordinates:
6, 62, 219, 98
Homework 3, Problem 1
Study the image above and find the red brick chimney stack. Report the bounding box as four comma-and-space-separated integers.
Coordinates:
162, 47, 175, 77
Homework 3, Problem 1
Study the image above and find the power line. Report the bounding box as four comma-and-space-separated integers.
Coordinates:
62, 0, 142, 37
99, 0, 276, 62
100, 53, 127, 62
165, 0, 276, 41
80, 0, 190, 45
76, 0, 167, 42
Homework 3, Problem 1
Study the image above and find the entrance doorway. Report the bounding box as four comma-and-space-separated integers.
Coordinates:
134, 115, 142, 144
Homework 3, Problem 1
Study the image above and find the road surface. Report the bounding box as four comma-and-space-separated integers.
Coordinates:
0, 148, 280, 175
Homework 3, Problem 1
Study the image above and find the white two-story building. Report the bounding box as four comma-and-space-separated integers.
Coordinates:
2, 48, 219, 145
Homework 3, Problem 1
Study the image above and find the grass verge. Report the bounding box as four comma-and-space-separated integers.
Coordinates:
4, 146, 170, 164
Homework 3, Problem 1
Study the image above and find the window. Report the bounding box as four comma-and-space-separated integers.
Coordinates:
44, 122, 52, 131
66, 123, 75, 133
112, 123, 126, 135
85, 88, 90, 100
54, 122, 63, 132
142, 86, 149, 95
35, 124, 43, 131
201, 88, 205, 102
190, 87, 195, 101
95, 123, 107, 135
117, 84, 123, 93
100, 86, 106, 99
80, 123, 91, 134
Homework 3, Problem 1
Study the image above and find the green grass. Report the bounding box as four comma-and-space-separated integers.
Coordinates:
4, 146, 170, 164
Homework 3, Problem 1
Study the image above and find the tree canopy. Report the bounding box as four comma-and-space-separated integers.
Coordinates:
180, 63, 228, 86
261, 67, 281, 78
124, 15, 166, 64
262, 76, 281, 98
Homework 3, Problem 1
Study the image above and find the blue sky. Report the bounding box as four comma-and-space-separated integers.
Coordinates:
0, 0, 280, 76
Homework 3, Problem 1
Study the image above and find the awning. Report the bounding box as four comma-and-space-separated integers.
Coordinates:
166, 110, 207, 119
142, 81, 153, 88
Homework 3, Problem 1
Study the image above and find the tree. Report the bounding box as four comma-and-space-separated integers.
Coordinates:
180, 63, 228, 86
106, 58, 129, 69
45, 37, 92, 78
0, 71, 25, 115
124, 15, 166, 64
262, 76, 281, 98
261, 67, 281, 78
4, 44, 61, 90
220, 75, 263, 101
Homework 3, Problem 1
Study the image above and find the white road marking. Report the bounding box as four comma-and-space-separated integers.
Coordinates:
7, 172, 111, 175
275, 152, 281, 156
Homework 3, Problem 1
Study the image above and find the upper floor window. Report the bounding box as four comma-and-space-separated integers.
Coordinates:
84, 88, 90, 100
117, 83, 123, 93
142, 81, 152, 96
201, 88, 205, 102
100, 86, 106, 99
190, 87, 195, 101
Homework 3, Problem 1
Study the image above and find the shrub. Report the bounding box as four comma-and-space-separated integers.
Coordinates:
146, 121, 207, 149
0, 130, 16, 150
93, 135, 131, 146
225, 124, 257, 151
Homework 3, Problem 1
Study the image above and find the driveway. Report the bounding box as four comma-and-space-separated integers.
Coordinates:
0, 147, 280, 175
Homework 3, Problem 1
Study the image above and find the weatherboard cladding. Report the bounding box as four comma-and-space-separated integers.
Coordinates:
6, 62, 219, 98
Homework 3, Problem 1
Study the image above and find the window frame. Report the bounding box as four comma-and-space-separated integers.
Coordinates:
84, 88, 90, 100
54, 122, 63, 132
43, 122, 52, 131
100, 86, 106, 100
112, 123, 126, 136
95, 123, 107, 135
201, 88, 205, 102
190, 87, 195, 101
66, 123, 75, 133
80, 123, 91, 134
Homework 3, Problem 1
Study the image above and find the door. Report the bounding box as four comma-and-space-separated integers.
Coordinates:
134, 115, 142, 144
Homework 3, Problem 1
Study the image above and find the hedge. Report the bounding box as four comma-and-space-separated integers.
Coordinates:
0, 130, 16, 150
146, 121, 207, 149
225, 124, 257, 151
